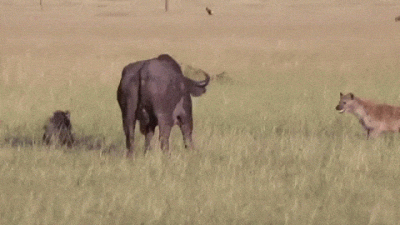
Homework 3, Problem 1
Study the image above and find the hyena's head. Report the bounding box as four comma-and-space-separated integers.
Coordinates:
336, 92, 356, 114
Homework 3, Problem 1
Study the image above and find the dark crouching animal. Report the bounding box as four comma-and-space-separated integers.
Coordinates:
43, 110, 74, 147
117, 54, 210, 157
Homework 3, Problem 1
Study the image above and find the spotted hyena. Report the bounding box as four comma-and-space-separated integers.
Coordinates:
43, 110, 74, 147
336, 92, 400, 139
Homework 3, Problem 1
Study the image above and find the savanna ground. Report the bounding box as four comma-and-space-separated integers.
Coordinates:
1, 0, 400, 224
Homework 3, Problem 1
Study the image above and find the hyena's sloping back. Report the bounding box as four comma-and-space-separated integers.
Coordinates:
365, 103, 400, 122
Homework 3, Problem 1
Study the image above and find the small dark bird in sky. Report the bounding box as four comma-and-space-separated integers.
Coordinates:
206, 7, 213, 15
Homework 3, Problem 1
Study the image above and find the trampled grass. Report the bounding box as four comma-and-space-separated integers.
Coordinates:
1, 0, 400, 224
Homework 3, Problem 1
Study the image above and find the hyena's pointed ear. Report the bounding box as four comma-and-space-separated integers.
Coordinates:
340, 92, 343, 97
350, 93, 354, 99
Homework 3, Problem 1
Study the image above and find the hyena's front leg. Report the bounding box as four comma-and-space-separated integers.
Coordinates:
367, 129, 382, 139
359, 119, 373, 139
366, 129, 372, 139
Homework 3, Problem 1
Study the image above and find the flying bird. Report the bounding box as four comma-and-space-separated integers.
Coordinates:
206, 7, 213, 15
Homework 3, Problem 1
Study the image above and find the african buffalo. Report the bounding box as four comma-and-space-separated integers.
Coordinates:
117, 54, 210, 157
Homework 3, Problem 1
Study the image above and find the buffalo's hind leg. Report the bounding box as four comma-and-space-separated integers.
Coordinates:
119, 96, 139, 158
139, 110, 157, 154
178, 116, 195, 150
123, 116, 136, 158
141, 123, 156, 154
158, 120, 173, 154
144, 126, 155, 153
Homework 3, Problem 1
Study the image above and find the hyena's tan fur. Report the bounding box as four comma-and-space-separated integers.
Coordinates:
336, 92, 400, 138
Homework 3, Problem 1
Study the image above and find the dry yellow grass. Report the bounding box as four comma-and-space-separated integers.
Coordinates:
1, 0, 400, 224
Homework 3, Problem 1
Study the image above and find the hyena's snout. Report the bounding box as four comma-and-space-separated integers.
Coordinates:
335, 105, 344, 113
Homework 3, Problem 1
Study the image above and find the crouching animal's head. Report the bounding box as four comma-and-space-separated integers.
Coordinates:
336, 92, 357, 114
43, 110, 74, 147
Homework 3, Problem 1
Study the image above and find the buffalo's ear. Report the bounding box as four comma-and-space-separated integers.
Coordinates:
340, 92, 343, 97
350, 93, 354, 100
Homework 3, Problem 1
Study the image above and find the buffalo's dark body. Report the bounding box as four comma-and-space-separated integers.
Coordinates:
117, 54, 210, 157
43, 110, 74, 147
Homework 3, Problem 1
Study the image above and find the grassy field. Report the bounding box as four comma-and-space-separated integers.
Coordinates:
1, 0, 400, 224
